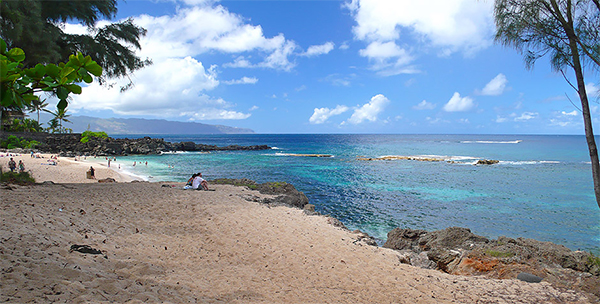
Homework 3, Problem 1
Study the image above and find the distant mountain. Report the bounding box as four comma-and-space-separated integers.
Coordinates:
39, 114, 255, 134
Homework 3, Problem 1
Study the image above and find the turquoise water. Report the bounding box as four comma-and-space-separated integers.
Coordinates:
102, 134, 600, 253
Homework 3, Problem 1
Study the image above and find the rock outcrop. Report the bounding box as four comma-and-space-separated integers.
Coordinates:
210, 178, 309, 209
384, 227, 600, 301
1, 132, 270, 156
476, 159, 500, 165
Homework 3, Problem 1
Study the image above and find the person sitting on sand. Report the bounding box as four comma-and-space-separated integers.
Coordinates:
8, 158, 16, 172
186, 173, 196, 186
192, 172, 209, 191
18, 160, 25, 173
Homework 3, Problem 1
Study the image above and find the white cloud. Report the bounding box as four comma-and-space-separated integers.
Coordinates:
223, 56, 254, 68
358, 41, 418, 76
586, 83, 600, 98
223, 76, 258, 85
443, 92, 475, 112
413, 100, 436, 110
346, 0, 494, 55
561, 110, 578, 116
68, 56, 248, 120
481, 73, 508, 96
309, 105, 350, 124
322, 74, 356, 87
249, 105, 259, 111
61, 2, 305, 120
302, 42, 335, 57
495, 116, 507, 123
345, 94, 390, 124
187, 109, 251, 120
514, 112, 538, 121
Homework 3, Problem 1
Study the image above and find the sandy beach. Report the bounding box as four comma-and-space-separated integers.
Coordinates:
0, 153, 135, 184
0, 154, 593, 303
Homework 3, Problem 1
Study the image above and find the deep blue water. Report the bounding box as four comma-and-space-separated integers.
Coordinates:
101, 134, 600, 253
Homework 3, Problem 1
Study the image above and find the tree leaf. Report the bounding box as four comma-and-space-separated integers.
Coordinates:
66, 84, 82, 94
85, 62, 103, 76
59, 66, 75, 79
56, 86, 68, 100
57, 99, 68, 110
7, 48, 25, 62
82, 73, 93, 83
45, 64, 60, 78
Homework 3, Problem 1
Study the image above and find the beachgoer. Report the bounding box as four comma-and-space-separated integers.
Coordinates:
186, 174, 196, 186
108, 159, 111, 168
192, 172, 209, 190
90, 166, 95, 179
8, 158, 16, 172
18, 160, 25, 173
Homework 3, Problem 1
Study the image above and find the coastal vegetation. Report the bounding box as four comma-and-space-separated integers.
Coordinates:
494, 0, 600, 209
0, 38, 102, 120
0, 170, 35, 185
80, 130, 108, 143
0, 135, 39, 149
0, 0, 150, 91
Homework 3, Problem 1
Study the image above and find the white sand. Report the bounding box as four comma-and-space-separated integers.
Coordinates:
0, 153, 592, 303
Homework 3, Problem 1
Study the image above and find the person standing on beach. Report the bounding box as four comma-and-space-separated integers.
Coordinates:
18, 160, 25, 173
90, 166, 95, 179
8, 158, 16, 172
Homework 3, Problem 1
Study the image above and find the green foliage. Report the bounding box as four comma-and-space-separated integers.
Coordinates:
485, 250, 515, 258
210, 178, 258, 189
588, 252, 600, 267
0, 170, 35, 185
0, 0, 151, 89
80, 130, 108, 143
0, 38, 103, 112
6, 118, 43, 132
0, 135, 39, 149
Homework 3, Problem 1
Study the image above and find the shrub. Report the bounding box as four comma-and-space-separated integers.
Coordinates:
80, 130, 108, 143
0, 135, 39, 149
0, 171, 36, 185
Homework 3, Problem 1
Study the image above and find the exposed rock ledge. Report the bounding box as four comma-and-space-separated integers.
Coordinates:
384, 227, 600, 301
1, 132, 270, 156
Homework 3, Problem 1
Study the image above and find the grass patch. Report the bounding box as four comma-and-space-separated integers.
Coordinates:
588, 253, 600, 267
485, 250, 515, 258
1, 171, 36, 185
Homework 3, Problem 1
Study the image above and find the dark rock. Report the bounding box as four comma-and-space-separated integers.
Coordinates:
98, 178, 117, 183
1, 132, 270, 156
383, 226, 600, 301
352, 230, 378, 246
476, 159, 500, 165
517, 272, 543, 283
327, 217, 347, 229
383, 228, 427, 251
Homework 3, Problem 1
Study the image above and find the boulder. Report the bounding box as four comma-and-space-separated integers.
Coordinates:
383, 226, 600, 301
476, 159, 499, 165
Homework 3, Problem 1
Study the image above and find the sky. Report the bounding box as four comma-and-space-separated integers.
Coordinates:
54, 0, 600, 134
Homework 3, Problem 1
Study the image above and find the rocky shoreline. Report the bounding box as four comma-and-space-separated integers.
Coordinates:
0, 132, 270, 156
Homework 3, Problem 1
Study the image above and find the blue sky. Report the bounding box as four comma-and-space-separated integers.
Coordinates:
56, 0, 600, 134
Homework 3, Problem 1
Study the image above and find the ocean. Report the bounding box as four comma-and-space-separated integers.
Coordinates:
98, 134, 600, 253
